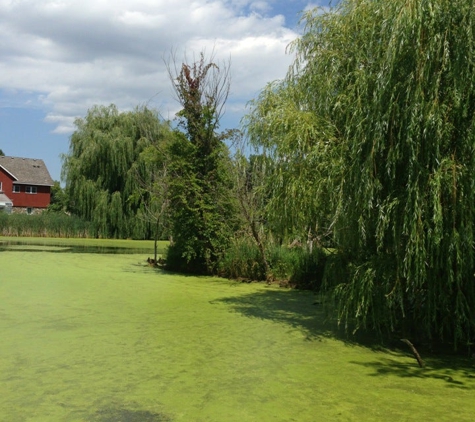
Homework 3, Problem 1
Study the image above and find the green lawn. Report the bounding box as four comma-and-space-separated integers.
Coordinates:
0, 240, 474, 421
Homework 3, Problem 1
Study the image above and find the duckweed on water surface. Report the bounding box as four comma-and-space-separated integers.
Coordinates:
0, 239, 474, 421
0, 237, 167, 255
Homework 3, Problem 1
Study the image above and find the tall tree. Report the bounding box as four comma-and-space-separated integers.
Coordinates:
166, 52, 237, 274
0, 149, 5, 156
131, 140, 171, 262
62, 104, 174, 239
244, 81, 339, 246
246, 0, 475, 347
231, 128, 274, 279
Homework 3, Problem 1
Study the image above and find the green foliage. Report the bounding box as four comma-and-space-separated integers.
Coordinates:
219, 232, 327, 289
166, 132, 236, 274
266, 244, 327, 289
0, 213, 94, 237
244, 82, 340, 243
285, 247, 327, 290
166, 53, 237, 274
218, 234, 267, 281
46, 181, 68, 213
0, 148, 5, 156
245, 0, 475, 346
230, 150, 273, 278
62, 104, 174, 239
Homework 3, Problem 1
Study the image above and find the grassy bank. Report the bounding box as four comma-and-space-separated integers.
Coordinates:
0, 241, 474, 421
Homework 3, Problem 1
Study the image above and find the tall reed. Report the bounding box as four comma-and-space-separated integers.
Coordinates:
218, 235, 267, 281
219, 233, 327, 288
0, 213, 95, 238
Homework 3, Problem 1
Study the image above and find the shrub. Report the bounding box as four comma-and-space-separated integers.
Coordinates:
219, 233, 327, 289
218, 235, 267, 281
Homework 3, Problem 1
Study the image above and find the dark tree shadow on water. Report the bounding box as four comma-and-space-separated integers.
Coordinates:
211, 288, 380, 345
91, 406, 172, 422
349, 356, 475, 390
211, 287, 475, 389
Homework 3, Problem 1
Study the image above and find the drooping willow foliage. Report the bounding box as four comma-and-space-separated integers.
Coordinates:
62, 104, 174, 239
244, 81, 341, 244
245, 0, 475, 346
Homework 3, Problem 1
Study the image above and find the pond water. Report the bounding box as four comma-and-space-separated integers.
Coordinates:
0, 240, 474, 421
0, 239, 159, 255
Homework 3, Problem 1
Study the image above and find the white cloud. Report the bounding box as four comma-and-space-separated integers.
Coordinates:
0, 0, 301, 133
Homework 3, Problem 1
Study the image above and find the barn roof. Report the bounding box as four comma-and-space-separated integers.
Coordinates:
0, 156, 54, 186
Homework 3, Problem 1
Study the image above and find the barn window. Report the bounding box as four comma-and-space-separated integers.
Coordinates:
26, 186, 37, 194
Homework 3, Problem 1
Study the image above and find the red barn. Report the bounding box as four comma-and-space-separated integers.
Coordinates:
0, 156, 54, 214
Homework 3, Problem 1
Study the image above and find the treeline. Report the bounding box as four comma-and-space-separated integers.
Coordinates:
3, 0, 474, 349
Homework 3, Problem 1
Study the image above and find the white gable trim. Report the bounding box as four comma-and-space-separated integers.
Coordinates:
0, 164, 18, 181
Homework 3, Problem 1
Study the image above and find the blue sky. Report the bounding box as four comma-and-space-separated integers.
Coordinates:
0, 0, 332, 182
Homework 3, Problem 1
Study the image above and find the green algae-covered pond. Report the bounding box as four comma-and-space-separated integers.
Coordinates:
1, 238, 474, 421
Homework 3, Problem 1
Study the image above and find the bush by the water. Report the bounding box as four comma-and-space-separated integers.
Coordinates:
218, 236, 267, 281
267, 244, 327, 289
219, 235, 327, 289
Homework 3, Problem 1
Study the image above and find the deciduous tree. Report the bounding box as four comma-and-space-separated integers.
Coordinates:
62, 104, 174, 239
166, 52, 237, 274
246, 0, 475, 347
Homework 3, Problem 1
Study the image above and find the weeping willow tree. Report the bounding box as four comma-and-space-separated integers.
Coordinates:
62, 104, 175, 239
244, 81, 340, 247
245, 0, 475, 347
